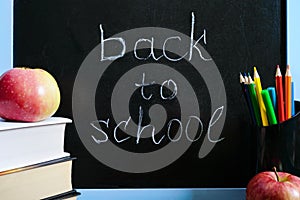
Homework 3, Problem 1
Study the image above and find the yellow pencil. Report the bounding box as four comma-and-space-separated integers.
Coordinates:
253, 67, 269, 126
285, 65, 292, 119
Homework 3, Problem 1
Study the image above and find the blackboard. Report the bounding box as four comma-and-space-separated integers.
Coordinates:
13, 0, 286, 188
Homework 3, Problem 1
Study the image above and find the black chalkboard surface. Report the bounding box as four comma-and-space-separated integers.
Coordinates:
13, 0, 286, 188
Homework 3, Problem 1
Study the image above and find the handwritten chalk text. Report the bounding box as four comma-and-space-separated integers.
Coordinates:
100, 12, 211, 62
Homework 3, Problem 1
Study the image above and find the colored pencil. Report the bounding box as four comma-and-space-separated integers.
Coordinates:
267, 87, 277, 113
253, 67, 269, 126
285, 65, 292, 120
248, 74, 262, 126
261, 89, 277, 125
240, 73, 256, 125
275, 65, 285, 123
244, 72, 249, 84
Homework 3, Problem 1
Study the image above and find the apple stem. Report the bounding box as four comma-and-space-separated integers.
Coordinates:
273, 167, 280, 182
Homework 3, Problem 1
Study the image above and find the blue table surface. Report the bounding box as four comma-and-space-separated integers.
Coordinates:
76, 188, 246, 200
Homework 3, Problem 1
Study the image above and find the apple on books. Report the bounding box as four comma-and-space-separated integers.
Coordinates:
0, 67, 70, 171
0, 67, 60, 122
0, 67, 79, 199
246, 167, 300, 200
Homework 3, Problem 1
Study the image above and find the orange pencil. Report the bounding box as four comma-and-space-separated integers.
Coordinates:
275, 65, 285, 123
285, 65, 292, 120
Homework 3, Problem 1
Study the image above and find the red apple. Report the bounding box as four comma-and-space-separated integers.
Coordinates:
246, 167, 300, 200
0, 67, 60, 122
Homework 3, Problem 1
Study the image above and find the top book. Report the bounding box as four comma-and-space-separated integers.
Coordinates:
0, 117, 72, 172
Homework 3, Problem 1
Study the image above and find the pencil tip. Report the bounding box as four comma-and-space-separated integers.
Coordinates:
276, 65, 282, 76
285, 65, 291, 76
276, 65, 280, 71
240, 73, 245, 83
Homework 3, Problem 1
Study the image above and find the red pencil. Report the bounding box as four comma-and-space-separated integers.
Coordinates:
275, 65, 285, 123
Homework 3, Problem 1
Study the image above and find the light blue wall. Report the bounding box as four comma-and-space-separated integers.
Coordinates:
288, 0, 300, 100
0, 0, 13, 75
0, 1, 299, 99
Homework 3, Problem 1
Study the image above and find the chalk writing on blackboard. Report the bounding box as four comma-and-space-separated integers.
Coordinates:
100, 12, 211, 62
72, 12, 227, 173
90, 68, 225, 146
135, 73, 177, 100
90, 105, 224, 145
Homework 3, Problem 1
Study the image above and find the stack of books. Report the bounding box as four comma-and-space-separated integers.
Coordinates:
0, 117, 80, 200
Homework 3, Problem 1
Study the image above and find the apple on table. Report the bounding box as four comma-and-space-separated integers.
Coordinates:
0, 67, 60, 122
246, 167, 300, 200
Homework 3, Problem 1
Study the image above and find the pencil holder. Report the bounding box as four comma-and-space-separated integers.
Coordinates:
256, 101, 300, 175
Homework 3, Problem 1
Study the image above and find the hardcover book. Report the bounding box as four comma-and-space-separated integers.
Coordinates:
0, 117, 72, 171
0, 157, 75, 200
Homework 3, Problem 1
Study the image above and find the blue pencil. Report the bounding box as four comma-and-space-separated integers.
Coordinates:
267, 87, 277, 114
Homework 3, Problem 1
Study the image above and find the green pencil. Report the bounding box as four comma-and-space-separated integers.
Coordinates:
261, 89, 277, 125
248, 83, 262, 127
248, 75, 262, 127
